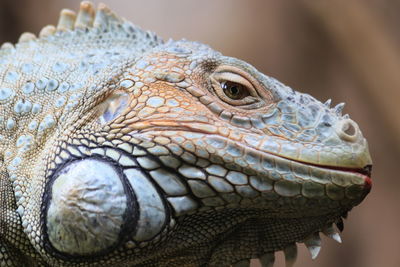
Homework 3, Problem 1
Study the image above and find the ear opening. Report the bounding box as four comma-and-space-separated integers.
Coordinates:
97, 91, 131, 125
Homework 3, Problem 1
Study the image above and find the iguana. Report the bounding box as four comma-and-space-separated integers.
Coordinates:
0, 2, 372, 266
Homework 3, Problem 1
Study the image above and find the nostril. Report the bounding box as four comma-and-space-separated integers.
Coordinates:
336, 119, 359, 142
342, 121, 356, 136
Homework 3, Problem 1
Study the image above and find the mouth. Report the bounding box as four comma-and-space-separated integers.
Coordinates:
139, 125, 373, 195
305, 161, 372, 196
327, 164, 372, 193
288, 157, 373, 191
304, 162, 372, 178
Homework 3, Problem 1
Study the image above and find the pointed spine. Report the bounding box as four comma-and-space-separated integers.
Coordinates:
324, 99, 332, 107
94, 3, 122, 28
322, 224, 342, 243
18, 32, 36, 43
284, 244, 297, 267
57, 9, 77, 31
334, 102, 345, 115
39, 25, 56, 38
303, 232, 322, 260
336, 218, 344, 232
1, 43, 14, 50
259, 252, 275, 267
75, 1, 95, 28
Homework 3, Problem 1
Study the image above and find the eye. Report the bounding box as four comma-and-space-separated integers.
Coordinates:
221, 81, 250, 100
210, 67, 265, 108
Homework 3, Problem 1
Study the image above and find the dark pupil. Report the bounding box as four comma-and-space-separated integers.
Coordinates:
222, 81, 246, 100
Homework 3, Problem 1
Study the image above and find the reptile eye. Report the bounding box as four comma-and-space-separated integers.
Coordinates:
221, 81, 249, 100
210, 67, 265, 108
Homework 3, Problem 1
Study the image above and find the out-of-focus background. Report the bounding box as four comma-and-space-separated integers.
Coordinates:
1, 0, 398, 266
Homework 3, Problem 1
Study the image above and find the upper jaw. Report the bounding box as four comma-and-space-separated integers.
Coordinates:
208, 132, 372, 207
139, 128, 371, 216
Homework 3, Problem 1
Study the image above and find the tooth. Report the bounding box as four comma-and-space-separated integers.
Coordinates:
334, 103, 345, 115
232, 259, 250, 267
283, 244, 297, 267
259, 252, 275, 267
336, 218, 344, 232
324, 99, 332, 107
304, 232, 322, 260
322, 225, 342, 243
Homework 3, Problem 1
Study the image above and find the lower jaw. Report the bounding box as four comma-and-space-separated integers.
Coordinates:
206, 214, 345, 266
140, 209, 344, 267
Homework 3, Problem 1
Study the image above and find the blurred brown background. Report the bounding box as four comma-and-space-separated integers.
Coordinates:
1, 0, 398, 266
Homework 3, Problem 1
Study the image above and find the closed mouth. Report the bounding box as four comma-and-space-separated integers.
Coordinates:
289, 158, 373, 192
305, 163, 372, 178
140, 125, 372, 189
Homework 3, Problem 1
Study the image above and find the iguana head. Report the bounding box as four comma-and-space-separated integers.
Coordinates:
5, 2, 372, 266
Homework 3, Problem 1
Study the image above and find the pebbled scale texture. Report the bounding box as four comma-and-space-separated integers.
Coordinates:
0, 2, 372, 267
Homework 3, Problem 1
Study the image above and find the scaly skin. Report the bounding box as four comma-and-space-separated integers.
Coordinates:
0, 2, 372, 266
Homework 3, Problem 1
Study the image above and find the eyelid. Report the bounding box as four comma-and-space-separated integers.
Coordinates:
212, 72, 256, 95
208, 65, 273, 109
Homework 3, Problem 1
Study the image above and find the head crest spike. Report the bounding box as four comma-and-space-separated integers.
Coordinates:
18, 32, 36, 43
284, 244, 298, 267
94, 3, 122, 27
334, 102, 345, 115
324, 99, 332, 107
57, 9, 77, 31
75, 1, 95, 28
39, 25, 56, 38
